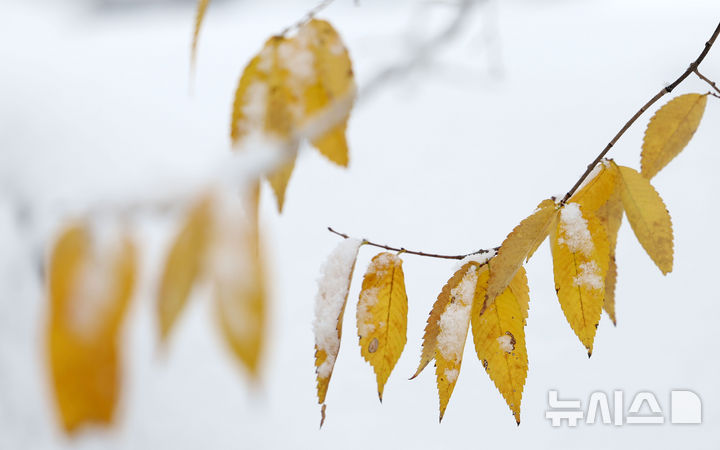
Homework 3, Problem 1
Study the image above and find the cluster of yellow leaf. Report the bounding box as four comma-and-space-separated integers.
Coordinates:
158, 186, 266, 378
312, 91, 708, 425
230, 19, 356, 212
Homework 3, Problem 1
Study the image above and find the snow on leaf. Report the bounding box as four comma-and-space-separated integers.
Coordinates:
471, 266, 529, 424
356, 252, 408, 401
411, 262, 477, 380
47, 224, 136, 433
157, 194, 213, 343
611, 162, 674, 274
641, 93, 707, 179
550, 203, 609, 355
486, 199, 558, 310
230, 37, 299, 212
212, 184, 266, 379
435, 264, 478, 421
314, 237, 362, 424
595, 189, 624, 325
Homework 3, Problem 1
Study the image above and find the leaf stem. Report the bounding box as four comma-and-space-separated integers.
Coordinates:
695, 69, 720, 95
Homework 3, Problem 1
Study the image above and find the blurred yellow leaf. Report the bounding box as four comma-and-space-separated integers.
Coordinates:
230, 37, 299, 212
486, 199, 558, 309
550, 203, 609, 355
612, 162, 674, 274
357, 252, 408, 401
157, 194, 213, 343
47, 224, 136, 433
301, 19, 356, 167
190, 0, 211, 70
641, 93, 707, 179
471, 267, 529, 424
213, 184, 266, 379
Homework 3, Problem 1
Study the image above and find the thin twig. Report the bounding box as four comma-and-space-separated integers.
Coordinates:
330, 19, 720, 259
328, 227, 497, 260
695, 69, 720, 95
561, 20, 720, 205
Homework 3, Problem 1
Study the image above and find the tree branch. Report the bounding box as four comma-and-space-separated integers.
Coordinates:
330, 19, 720, 259
328, 227, 497, 260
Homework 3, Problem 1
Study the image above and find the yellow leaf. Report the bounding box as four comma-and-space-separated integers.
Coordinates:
611, 162, 674, 274
596, 190, 624, 325
314, 237, 362, 425
550, 203, 609, 355
357, 252, 408, 400
434, 264, 479, 421
471, 266, 529, 424
569, 162, 617, 213
190, 0, 211, 70
157, 194, 213, 343
230, 37, 299, 212
47, 224, 136, 433
641, 93, 707, 179
411, 262, 476, 379
213, 184, 266, 378
486, 199, 558, 309
301, 19, 356, 166
266, 150, 297, 213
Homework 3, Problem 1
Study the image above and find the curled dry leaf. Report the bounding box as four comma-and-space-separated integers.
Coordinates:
550, 203, 609, 355
641, 93, 707, 179
357, 252, 408, 401
471, 267, 529, 425
190, 0, 211, 70
47, 223, 136, 433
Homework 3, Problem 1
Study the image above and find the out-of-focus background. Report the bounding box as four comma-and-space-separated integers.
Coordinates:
1, 0, 719, 448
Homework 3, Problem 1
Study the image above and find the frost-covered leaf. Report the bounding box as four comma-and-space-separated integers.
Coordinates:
212, 184, 266, 378
230, 37, 299, 212
411, 262, 476, 379
641, 93, 707, 179
596, 190, 624, 325
47, 224, 136, 433
314, 237, 362, 425
471, 266, 529, 424
550, 203, 609, 355
569, 161, 617, 213
486, 199, 558, 309
434, 264, 479, 421
357, 252, 408, 400
190, 0, 211, 69
611, 162, 674, 274
157, 194, 213, 343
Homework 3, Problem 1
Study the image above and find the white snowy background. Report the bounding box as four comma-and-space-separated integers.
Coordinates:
1, 0, 719, 448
